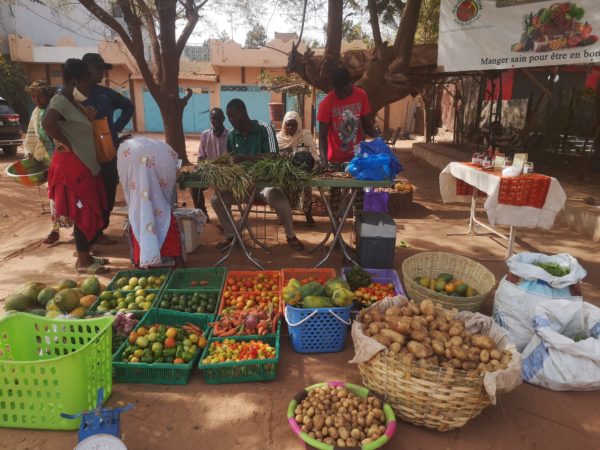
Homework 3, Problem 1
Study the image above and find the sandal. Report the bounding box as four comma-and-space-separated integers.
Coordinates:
76, 262, 109, 274
42, 231, 59, 245
92, 256, 110, 265
287, 236, 305, 251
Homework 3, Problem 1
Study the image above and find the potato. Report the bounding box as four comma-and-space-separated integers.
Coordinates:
339, 427, 349, 440
400, 306, 413, 317
407, 341, 428, 359
350, 428, 361, 440
490, 349, 502, 360
428, 320, 439, 331
413, 316, 429, 328
408, 302, 421, 315
380, 328, 406, 345
374, 335, 392, 347
430, 330, 447, 342
409, 329, 428, 342
328, 427, 339, 439
419, 299, 436, 316
501, 353, 512, 365
393, 317, 412, 334
480, 349, 490, 363
389, 342, 402, 354
471, 335, 496, 351
431, 339, 445, 356
368, 323, 381, 335
449, 336, 463, 347
385, 306, 402, 317
361, 313, 373, 324
337, 438, 346, 447
445, 348, 452, 359
346, 438, 359, 447
451, 346, 468, 361
324, 437, 335, 445
423, 343, 434, 357
450, 358, 463, 369
313, 414, 325, 429
462, 361, 477, 370
448, 324, 463, 337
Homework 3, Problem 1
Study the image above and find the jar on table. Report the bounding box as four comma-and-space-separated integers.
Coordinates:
482, 156, 493, 169
504, 157, 513, 168
471, 152, 479, 165
523, 161, 534, 174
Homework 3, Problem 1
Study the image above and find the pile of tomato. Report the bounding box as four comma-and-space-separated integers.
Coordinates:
354, 282, 396, 306
201, 339, 276, 364
222, 272, 281, 313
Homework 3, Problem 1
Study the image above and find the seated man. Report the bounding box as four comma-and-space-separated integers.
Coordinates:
210, 98, 304, 251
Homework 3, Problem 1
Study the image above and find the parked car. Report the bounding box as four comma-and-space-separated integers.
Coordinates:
0, 97, 23, 156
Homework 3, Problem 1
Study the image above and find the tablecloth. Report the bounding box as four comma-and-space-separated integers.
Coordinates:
440, 162, 566, 229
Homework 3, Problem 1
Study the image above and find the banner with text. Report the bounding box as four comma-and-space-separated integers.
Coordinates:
438, 1, 600, 72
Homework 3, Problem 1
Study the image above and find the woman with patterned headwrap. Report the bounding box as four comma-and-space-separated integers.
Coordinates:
24, 80, 66, 245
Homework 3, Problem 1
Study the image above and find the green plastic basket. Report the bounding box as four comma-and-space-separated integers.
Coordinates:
112, 309, 211, 385
106, 268, 172, 291
86, 268, 171, 318
165, 267, 227, 292
153, 289, 221, 317
0, 313, 113, 430
198, 328, 280, 384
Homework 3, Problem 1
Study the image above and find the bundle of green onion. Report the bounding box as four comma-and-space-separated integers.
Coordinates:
178, 155, 253, 200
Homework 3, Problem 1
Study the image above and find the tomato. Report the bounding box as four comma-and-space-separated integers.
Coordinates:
173, 358, 185, 364
128, 332, 138, 344
164, 337, 177, 349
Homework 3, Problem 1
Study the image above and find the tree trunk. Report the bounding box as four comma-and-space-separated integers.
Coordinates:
162, 101, 187, 164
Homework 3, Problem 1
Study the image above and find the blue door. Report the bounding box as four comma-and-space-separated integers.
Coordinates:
113, 88, 133, 131
143, 89, 210, 133
220, 85, 271, 129
315, 91, 327, 132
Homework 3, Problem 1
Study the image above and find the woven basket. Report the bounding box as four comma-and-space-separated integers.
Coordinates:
401, 252, 496, 311
388, 190, 413, 216
358, 352, 490, 431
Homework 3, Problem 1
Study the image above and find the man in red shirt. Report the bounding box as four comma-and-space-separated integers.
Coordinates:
317, 67, 378, 164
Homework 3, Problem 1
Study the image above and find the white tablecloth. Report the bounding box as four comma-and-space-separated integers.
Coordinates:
439, 162, 566, 229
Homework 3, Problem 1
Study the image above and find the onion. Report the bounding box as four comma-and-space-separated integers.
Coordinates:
245, 314, 258, 330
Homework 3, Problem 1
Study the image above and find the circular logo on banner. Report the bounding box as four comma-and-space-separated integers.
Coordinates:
453, 0, 482, 26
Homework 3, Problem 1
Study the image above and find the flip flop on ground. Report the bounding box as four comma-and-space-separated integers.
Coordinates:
76, 262, 109, 274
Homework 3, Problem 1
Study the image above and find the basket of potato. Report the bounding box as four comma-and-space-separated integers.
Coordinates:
351, 297, 521, 432
288, 381, 397, 449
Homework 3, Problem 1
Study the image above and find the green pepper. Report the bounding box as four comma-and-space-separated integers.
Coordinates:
182, 351, 194, 362
176, 345, 183, 358
162, 348, 176, 356
154, 356, 165, 363
165, 356, 174, 363
140, 355, 153, 363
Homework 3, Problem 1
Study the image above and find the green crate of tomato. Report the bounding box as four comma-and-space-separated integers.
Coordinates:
154, 289, 220, 317
198, 328, 280, 384
165, 267, 227, 292
112, 309, 210, 385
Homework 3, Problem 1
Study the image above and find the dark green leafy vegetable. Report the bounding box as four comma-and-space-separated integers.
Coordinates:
533, 261, 570, 277
346, 266, 372, 291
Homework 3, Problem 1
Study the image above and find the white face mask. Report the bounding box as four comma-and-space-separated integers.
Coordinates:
73, 87, 88, 102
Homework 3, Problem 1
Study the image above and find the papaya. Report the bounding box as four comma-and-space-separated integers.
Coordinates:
53, 289, 80, 313
58, 279, 77, 289
331, 288, 354, 307
80, 295, 97, 308
27, 309, 47, 317
37, 287, 57, 306
287, 278, 302, 290
438, 273, 454, 283
46, 310, 61, 318
302, 295, 334, 308
81, 277, 101, 295
282, 286, 302, 307
299, 281, 325, 299
4, 293, 35, 311
15, 282, 45, 303
324, 277, 350, 297
69, 306, 87, 318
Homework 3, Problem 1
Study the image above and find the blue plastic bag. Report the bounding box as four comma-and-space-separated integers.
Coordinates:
345, 138, 403, 181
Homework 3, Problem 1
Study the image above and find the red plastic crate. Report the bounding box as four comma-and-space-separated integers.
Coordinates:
220, 271, 281, 316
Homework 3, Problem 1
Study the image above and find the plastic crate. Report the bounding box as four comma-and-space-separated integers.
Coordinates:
284, 304, 351, 354
341, 267, 407, 297
210, 314, 281, 339
198, 328, 280, 384
112, 309, 211, 385
86, 269, 171, 318
154, 289, 221, 317
0, 313, 113, 430
106, 268, 172, 292
218, 291, 282, 316
165, 267, 227, 292
220, 271, 281, 315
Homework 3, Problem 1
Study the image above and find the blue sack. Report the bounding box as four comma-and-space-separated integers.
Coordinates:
345, 138, 403, 181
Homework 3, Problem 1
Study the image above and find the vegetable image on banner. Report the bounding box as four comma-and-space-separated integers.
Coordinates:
438, 0, 600, 71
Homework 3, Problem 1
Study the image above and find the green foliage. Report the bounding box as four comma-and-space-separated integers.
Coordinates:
0, 54, 29, 125
415, 0, 440, 44
257, 71, 312, 98
245, 22, 268, 48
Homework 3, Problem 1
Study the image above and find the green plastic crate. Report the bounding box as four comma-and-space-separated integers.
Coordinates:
153, 289, 221, 317
106, 268, 172, 291
86, 268, 171, 318
0, 313, 113, 430
165, 267, 227, 292
198, 328, 280, 384
112, 309, 211, 385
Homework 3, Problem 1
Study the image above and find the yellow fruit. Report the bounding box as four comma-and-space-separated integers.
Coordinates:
419, 277, 431, 288
444, 283, 456, 293
434, 279, 447, 292
46, 310, 61, 318
69, 306, 87, 318
80, 295, 97, 308
466, 286, 478, 297
429, 279, 436, 290
46, 299, 59, 312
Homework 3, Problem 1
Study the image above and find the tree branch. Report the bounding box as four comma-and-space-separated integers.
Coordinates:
135, 0, 163, 84
175, 0, 201, 57
367, 0, 382, 50
322, 0, 343, 80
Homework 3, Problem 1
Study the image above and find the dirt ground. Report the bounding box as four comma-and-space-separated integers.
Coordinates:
0, 136, 599, 450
